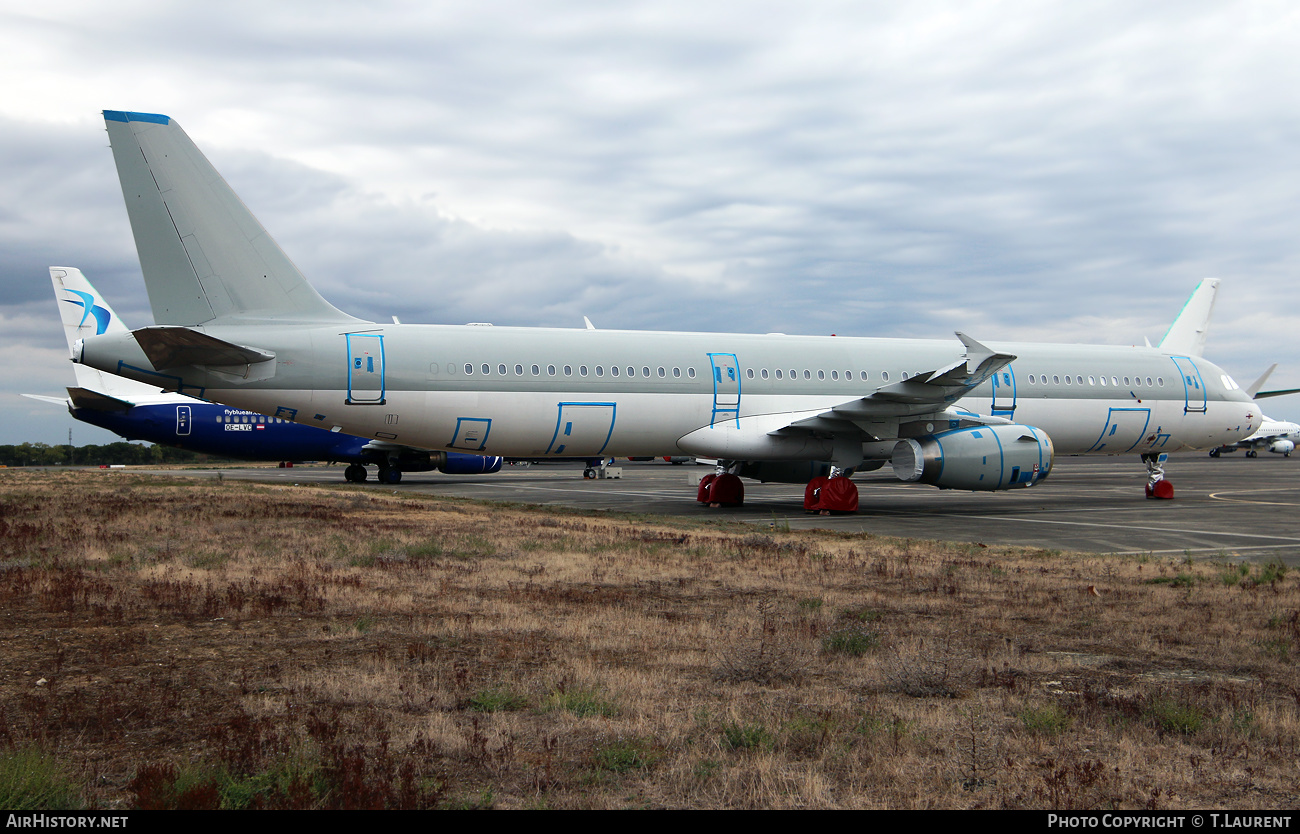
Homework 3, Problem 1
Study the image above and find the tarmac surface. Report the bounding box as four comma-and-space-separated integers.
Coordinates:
143, 453, 1300, 562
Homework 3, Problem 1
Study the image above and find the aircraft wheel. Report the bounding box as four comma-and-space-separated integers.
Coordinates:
583, 468, 597, 479
344, 464, 367, 483
1247, 450, 1258, 459
1145, 480, 1175, 499
379, 466, 402, 484
1209, 449, 1220, 458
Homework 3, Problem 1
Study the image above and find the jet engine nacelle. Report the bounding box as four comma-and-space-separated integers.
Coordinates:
891, 425, 1053, 490
1269, 439, 1295, 456
737, 459, 885, 484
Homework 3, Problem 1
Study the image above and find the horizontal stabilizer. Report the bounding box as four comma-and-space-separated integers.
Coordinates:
132, 326, 275, 370
66, 387, 136, 413
20, 393, 69, 408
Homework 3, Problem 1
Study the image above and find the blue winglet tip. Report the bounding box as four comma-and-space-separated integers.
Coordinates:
103, 110, 171, 125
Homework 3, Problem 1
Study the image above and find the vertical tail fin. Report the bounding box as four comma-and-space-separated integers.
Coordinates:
49, 266, 161, 399
1158, 278, 1219, 357
103, 110, 360, 326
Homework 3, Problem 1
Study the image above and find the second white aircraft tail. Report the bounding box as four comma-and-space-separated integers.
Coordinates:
103, 110, 360, 327
49, 266, 160, 401
1158, 277, 1219, 357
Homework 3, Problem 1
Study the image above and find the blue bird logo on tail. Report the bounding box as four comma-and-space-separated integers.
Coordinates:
63, 290, 112, 335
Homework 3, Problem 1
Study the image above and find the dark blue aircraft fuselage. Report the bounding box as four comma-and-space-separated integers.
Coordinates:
73, 400, 502, 474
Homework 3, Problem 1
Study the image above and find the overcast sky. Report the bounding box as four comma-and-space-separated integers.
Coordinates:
3, 1, 1299, 448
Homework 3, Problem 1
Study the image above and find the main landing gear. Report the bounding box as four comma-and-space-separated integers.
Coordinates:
696, 462, 860, 513
582, 458, 622, 479
804, 466, 859, 514
697, 462, 744, 507
1143, 452, 1174, 499
343, 463, 402, 484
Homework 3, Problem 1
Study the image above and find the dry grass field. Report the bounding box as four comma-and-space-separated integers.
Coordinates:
1, 468, 1298, 809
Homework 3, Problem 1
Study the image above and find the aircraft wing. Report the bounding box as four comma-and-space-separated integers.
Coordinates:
1255, 388, 1300, 400
777, 332, 1015, 437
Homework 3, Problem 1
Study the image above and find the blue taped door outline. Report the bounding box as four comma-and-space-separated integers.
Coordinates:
991, 365, 1016, 416
707, 353, 741, 427
346, 333, 385, 405
1170, 356, 1207, 414
547, 402, 617, 455
1087, 407, 1151, 453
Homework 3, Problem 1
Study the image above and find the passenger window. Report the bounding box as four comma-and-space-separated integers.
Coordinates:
688, 368, 696, 378
465, 363, 474, 375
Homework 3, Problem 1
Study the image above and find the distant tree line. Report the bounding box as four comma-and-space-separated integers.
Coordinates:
0, 442, 238, 468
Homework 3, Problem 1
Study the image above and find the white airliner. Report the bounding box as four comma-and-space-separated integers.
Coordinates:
1207, 365, 1300, 459
71, 110, 1258, 511
1210, 418, 1298, 458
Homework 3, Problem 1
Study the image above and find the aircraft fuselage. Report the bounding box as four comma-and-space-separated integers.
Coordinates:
78, 322, 1258, 463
